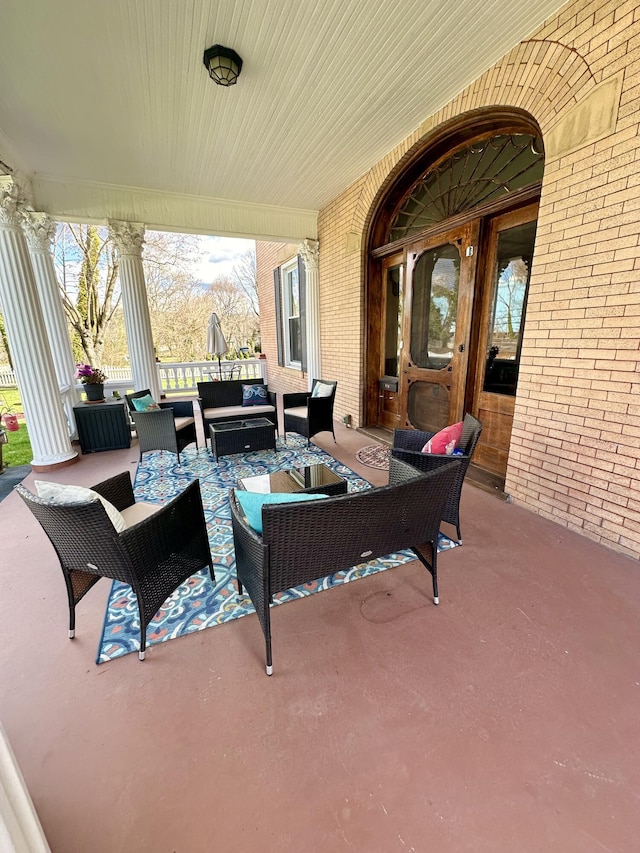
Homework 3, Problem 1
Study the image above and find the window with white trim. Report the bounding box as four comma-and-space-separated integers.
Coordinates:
281, 258, 302, 367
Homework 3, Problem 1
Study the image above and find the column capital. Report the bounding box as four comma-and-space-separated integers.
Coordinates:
298, 238, 319, 271
23, 211, 56, 253
0, 176, 30, 229
108, 220, 145, 256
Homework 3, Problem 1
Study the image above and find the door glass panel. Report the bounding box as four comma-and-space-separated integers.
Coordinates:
483, 220, 537, 395
384, 266, 402, 376
411, 243, 460, 370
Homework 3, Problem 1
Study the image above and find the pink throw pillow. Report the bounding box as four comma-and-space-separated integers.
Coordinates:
421, 421, 464, 455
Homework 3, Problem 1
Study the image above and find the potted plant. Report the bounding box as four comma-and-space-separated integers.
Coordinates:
75, 363, 107, 403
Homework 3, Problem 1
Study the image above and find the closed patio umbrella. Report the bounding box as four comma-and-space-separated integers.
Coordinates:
207, 312, 228, 379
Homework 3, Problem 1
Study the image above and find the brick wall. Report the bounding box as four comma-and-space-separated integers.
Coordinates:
259, 0, 640, 559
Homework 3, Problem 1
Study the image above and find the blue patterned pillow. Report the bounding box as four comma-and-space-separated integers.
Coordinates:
235, 490, 329, 533
241, 384, 268, 406
132, 393, 160, 412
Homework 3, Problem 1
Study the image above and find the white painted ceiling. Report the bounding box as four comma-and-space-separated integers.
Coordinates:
0, 0, 565, 216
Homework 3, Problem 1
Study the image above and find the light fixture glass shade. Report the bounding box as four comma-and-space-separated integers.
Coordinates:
203, 45, 243, 86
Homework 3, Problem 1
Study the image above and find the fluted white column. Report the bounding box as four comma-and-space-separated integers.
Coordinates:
0, 177, 77, 469
23, 212, 79, 437
108, 220, 161, 401
299, 238, 321, 391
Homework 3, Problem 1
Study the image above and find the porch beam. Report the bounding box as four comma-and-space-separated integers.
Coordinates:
33, 176, 318, 243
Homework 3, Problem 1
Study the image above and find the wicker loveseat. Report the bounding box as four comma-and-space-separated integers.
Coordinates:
197, 379, 277, 446
230, 455, 462, 675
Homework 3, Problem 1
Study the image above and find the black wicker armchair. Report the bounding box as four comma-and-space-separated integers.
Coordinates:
230, 456, 461, 675
16, 472, 214, 660
282, 379, 337, 446
125, 389, 198, 461
391, 413, 483, 544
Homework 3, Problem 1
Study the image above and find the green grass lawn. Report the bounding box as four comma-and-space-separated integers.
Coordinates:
1, 387, 32, 468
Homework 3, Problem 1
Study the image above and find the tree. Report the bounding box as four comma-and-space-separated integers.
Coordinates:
54, 224, 120, 366
231, 248, 258, 317
208, 276, 259, 355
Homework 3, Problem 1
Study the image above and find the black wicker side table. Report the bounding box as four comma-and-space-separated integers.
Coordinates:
238, 462, 347, 496
73, 400, 131, 453
209, 418, 277, 462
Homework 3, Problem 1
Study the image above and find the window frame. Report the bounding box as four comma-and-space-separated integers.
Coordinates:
281, 257, 302, 369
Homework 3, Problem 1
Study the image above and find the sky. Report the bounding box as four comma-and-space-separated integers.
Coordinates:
191, 235, 255, 285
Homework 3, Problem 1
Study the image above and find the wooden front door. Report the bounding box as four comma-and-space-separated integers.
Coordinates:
374, 206, 537, 486
398, 222, 478, 434
466, 204, 538, 479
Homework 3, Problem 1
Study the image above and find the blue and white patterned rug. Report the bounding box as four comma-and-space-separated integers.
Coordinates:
97, 436, 457, 662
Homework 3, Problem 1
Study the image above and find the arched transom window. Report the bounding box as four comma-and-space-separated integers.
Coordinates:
388, 133, 544, 242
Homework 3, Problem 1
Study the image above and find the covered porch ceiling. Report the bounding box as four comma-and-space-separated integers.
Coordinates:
0, 0, 565, 241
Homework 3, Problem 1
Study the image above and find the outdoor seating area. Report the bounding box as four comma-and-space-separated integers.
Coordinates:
1, 415, 640, 851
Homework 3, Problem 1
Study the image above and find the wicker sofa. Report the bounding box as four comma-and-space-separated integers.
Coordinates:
197, 379, 277, 446
230, 455, 462, 675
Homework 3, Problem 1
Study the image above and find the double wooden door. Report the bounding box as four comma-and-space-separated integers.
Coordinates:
376, 203, 538, 485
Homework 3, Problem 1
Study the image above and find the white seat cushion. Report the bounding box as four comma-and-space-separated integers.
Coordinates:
34, 480, 126, 532
203, 404, 275, 419
283, 406, 308, 418
174, 416, 195, 431
120, 501, 161, 528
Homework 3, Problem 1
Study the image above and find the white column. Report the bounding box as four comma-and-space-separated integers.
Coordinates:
108, 220, 161, 401
0, 177, 76, 469
23, 212, 80, 437
299, 238, 321, 391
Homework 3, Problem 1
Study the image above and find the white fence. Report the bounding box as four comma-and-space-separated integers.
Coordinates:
0, 359, 267, 394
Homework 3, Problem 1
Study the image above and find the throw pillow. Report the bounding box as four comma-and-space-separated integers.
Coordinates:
235, 490, 328, 534
421, 421, 464, 455
241, 384, 268, 407
34, 480, 126, 532
311, 381, 334, 398
132, 394, 160, 412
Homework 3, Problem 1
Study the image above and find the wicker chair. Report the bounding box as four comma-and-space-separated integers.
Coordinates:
125, 389, 198, 461
282, 379, 337, 446
230, 456, 461, 675
16, 472, 214, 660
391, 413, 483, 544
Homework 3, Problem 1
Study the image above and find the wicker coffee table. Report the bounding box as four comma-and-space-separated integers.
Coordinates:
209, 418, 277, 462
238, 462, 347, 496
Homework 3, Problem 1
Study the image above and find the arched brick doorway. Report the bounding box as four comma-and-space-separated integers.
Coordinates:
365, 109, 544, 488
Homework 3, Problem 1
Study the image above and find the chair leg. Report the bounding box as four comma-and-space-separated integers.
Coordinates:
266, 636, 273, 676
456, 523, 462, 545
264, 604, 273, 676
139, 626, 147, 661
411, 543, 439, 605
69, 607, 75, 639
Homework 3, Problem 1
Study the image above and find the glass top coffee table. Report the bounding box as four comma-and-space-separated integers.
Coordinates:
209, 417, 276, 462
238, 462, 347, 496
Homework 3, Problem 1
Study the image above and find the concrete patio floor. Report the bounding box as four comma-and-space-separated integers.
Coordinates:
0, 415, 639, 852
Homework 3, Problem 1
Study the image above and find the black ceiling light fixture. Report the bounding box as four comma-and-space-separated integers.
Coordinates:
203, 44, 243, 86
